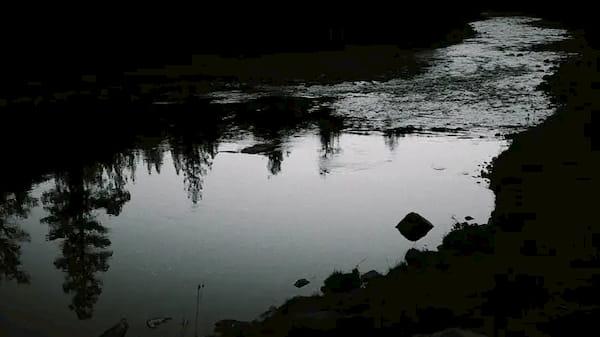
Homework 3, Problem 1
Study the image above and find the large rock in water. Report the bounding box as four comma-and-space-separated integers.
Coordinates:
396, 212, 434, 241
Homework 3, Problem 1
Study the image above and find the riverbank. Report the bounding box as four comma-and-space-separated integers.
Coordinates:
0, 23, 477, 108
124, 24, 475, 87
208, 29, 600, 337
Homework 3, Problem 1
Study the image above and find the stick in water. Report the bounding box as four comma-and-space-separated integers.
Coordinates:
194, 283, 204, 337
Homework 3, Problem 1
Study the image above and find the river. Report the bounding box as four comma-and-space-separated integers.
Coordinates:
0, 16, 570, 337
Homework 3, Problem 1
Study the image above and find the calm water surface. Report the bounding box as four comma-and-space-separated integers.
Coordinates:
0, 16, 569, 337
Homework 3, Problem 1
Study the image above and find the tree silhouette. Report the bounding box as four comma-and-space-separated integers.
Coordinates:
170, 138, 218, 204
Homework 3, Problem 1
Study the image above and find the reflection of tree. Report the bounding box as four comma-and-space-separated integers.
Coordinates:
41, 163, 131, 319
316, 110, 343, 176
170, 139, 218, 204
0, 191, 36, 284
137, 137, 166, 175
383, 125, 421, 152
318, 111, 344, 157
142, 146, 165, 175
266, 150, 284, 176
383, 132, 399, 152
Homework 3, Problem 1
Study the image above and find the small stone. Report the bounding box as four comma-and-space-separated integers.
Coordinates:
294, 278, 310, 288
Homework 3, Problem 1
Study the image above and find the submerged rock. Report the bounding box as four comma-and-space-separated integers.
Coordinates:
294, 278, 310, 288
99, 319, 128, 337
396, 212, 434, 241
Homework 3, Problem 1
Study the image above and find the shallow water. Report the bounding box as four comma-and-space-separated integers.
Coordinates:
0, 16, 569, 337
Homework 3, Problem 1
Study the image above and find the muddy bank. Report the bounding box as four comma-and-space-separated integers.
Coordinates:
208, 33, 600, 337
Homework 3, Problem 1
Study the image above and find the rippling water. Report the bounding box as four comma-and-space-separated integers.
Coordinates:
210, 17, 569, 135
0, 16, 569, 337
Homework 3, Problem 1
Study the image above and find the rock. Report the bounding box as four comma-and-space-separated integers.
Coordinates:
405, 248, 436, 267
396, 212, 434, 241
465, 216, 474, 221
360, 270, 382, 283
404, 248, 422, 264
294, 278, 310, 288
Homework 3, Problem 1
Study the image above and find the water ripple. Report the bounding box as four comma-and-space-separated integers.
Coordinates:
211, 16, 571, 137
